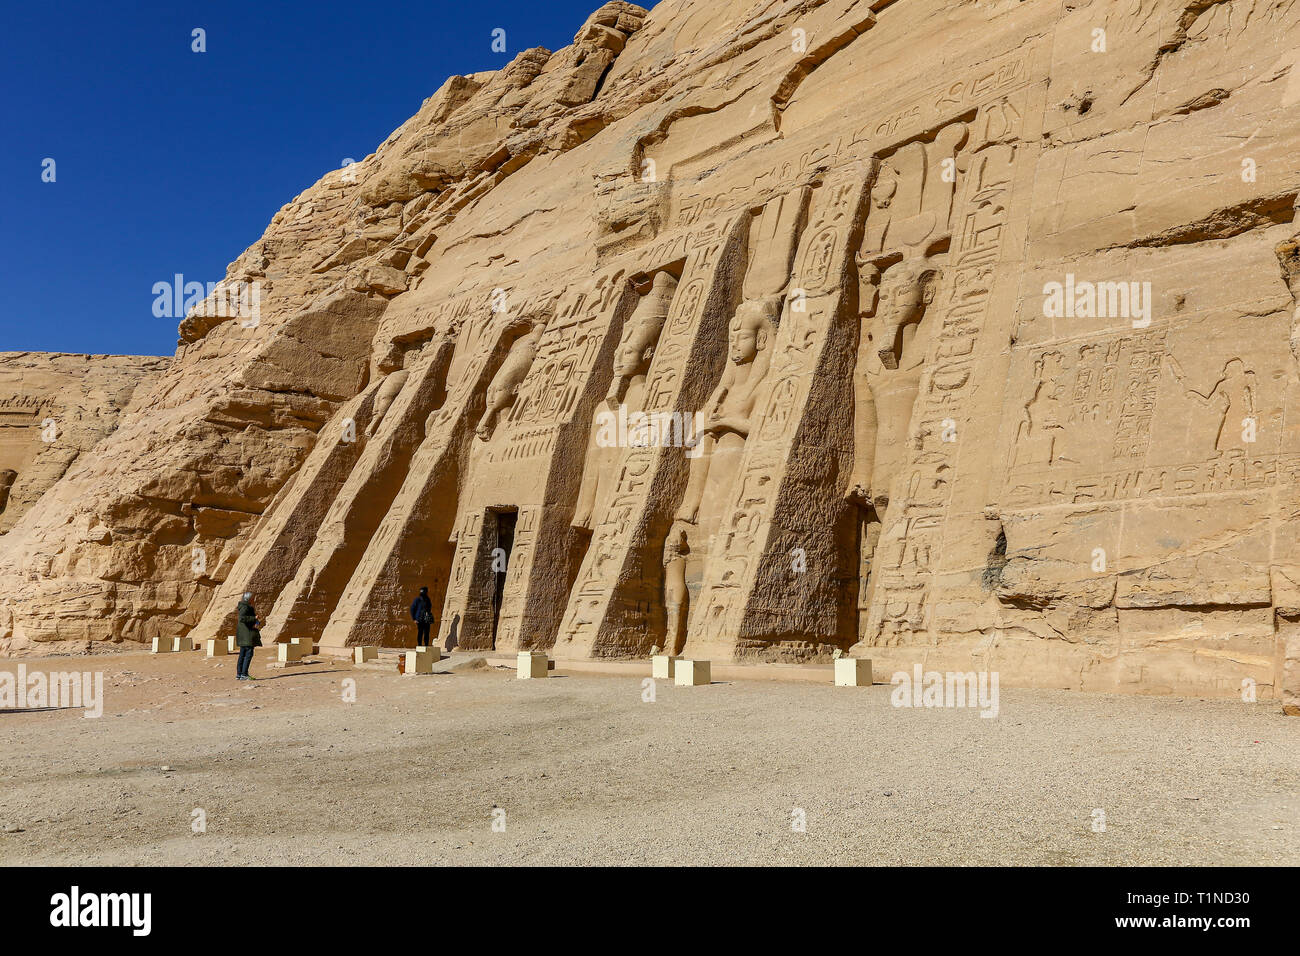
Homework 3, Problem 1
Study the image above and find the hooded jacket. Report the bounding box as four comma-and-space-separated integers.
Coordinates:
236, 601, 262, 648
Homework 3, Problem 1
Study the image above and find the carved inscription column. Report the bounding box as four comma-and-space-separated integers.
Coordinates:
865, 137, 1033, 643
689, 161, 874, 661
315, 290, 558, 650
260, 330, 457, 645
440, 270, 636, 652
553, 215, 749, 659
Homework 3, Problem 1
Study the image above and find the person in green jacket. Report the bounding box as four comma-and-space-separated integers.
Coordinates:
235, 593, 263, 681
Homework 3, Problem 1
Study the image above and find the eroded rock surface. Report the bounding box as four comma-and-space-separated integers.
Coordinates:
0, 352, 167, 533
4, 0, 1300, 711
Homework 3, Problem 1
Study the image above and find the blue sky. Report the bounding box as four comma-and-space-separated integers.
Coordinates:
1, 0, 654, 356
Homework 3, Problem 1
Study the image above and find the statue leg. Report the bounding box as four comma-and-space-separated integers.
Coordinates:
676, 433, 716, 523
663, 522, 691, 656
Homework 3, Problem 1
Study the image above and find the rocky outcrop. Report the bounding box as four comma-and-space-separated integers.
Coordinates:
4, 0, 1300, 713
0, 352, 167, 533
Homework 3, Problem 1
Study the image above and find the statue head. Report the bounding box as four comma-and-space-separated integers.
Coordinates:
856, 258, 880, 316
872, 173, 897, 212
729, 298, 778, 365
612, 271, 675, 378
875, 260, 939, 369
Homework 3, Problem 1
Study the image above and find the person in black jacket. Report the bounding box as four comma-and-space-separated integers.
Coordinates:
235, 593, 263, 681
410, 586, 434, 647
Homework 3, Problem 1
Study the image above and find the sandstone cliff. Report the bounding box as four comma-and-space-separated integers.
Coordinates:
0, 352, 168, 533
3, 0, 1300, 712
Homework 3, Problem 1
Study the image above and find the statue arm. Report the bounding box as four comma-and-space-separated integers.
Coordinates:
1164, 354, 1212, 405
572, 422, 602, 529
848, 339, 878, 502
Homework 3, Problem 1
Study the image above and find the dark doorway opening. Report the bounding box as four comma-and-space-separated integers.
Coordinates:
488, 508, 518, 650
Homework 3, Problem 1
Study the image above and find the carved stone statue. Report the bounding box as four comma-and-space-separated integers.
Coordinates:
675, 297, 778, 523
475, 320, 546, 441
665, 296, 779, 653
366, 368, 411, 437
848, 123, 965, 641
573, 271, 675, 531
662, 521, 691, 655
848, 258, 941, 515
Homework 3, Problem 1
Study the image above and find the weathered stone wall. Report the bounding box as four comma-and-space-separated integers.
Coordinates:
4, 0, 1300, 711
0, 352, 168, 533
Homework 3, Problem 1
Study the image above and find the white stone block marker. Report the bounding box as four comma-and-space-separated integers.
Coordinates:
353, 646, 378, 664
517, 651, 549, 679
150, 637, 171, 654
834, 657, 872, 687
278, 642, 305, 663
675, 659, 711, 686
651, 655, 680, 679
205, 638, 227, 657
404, 649, 437, 674
226, 636, 237, 654
172, 637, 194, 652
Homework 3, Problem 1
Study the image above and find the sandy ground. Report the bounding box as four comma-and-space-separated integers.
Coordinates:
0, 647, 1296, 866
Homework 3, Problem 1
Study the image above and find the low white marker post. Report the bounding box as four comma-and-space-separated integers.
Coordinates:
404, 648, 437, 675
674, 659, 711, 686
277, 642, 305, 665
517, 651, 549, 679
651, 655, 680, 679
833, 657, 872, 687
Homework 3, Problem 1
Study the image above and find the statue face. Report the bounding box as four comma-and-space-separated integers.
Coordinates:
728, 302, 770, 364
872, 173, 897, 210
877, 269, 927, 329
729, 321, 759, 364
613, 325, 655, 377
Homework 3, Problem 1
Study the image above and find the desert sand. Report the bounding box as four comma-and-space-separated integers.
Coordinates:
1, 649, 1295, 866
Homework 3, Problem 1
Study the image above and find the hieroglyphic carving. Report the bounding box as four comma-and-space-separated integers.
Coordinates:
1011, 351, 1067, 468
571, 272, 674, 531
554, 218, 742, 658
664, 187, 811, 653
508, 271, 626, 429
686, 161, 873, 658
1001, 329, 1268, 508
